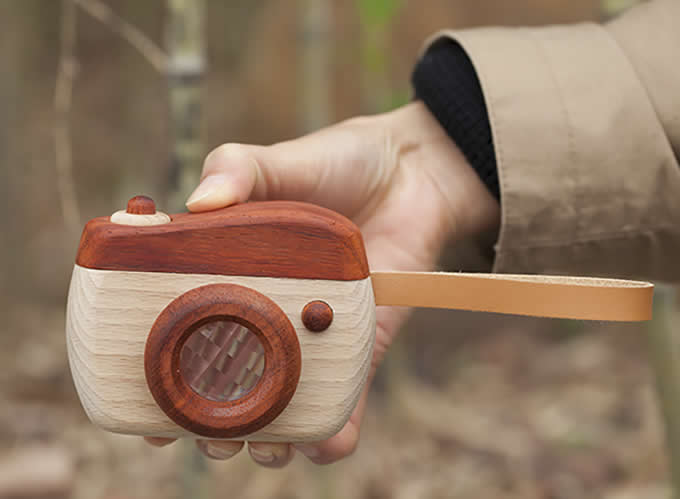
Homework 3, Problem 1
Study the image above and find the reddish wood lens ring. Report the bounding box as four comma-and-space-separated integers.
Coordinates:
144, 284, 301, 438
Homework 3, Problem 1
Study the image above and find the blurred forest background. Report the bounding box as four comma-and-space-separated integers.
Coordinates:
1, 0, 673, 498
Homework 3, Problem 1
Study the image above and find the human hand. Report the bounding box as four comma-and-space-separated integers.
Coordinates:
145, 101, 499, 466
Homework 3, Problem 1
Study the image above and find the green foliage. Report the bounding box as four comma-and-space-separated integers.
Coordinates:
356, 0, 401, 28
356, 0, 403, 112
601, 0, 640, 17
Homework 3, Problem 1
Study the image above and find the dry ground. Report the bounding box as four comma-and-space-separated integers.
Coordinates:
0, 298, 670, 499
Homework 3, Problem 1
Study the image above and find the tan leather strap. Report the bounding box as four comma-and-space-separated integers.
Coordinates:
370, 272, 654, 321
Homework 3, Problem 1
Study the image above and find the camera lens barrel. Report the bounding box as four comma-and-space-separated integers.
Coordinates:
144, 283, 302, 439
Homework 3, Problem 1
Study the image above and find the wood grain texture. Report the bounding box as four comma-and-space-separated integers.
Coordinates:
145, 284, 301, 438
77, 201, 369, 281
301, 300, 333, 332
66, 265, 375, 442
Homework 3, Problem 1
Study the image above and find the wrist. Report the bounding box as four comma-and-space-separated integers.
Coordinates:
386, 101, 500, 245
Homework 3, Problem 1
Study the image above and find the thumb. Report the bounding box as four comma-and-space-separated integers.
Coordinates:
185, 144, 262, 212
186, 115, 391, 215
185, 142, 327, 212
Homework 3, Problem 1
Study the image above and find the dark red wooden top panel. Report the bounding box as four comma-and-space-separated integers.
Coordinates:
76, 201, 369, 281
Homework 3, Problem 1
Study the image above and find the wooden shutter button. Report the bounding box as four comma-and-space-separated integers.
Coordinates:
302, 301, 333, 332
110, 195, 171, 226
126, 195, 156, 214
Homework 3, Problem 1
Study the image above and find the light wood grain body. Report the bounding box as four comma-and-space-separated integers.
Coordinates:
66, 265, 375, 442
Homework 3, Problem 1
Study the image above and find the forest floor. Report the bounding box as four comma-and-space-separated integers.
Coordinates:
0, 297, 670, 499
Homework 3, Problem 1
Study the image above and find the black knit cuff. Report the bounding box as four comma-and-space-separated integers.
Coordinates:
412, 38, 499, 200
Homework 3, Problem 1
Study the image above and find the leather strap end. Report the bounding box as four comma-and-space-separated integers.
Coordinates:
370, 272, 654, 322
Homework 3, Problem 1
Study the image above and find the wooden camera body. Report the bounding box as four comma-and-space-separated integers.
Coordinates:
66, 197, 375, 442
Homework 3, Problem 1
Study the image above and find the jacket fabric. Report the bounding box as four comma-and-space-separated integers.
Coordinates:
421, 0, 680, 282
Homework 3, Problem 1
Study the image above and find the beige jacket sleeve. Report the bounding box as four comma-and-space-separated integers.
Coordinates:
425, 0, 680, 282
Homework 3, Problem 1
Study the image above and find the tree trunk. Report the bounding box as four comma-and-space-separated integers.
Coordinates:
298, 0, 331, 133
165, 2, 209, 498
648, 286, 680, 499
166, 0, 206, 211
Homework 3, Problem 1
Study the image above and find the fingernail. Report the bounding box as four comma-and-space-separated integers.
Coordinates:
144, 437, 175, 447
249, 447, 276, 463
203, 442, 241, 460
186, 174, 230, 207
294, 444, 320, 459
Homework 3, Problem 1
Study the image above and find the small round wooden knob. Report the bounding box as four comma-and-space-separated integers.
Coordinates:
302, 300, 333, 332
126, 195, 156, 214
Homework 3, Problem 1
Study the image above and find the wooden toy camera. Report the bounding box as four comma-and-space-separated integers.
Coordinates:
67, 196, 375, 442
66, 196, 653, 443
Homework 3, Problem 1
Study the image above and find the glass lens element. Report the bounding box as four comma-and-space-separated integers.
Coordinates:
179, 319, 265, 402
